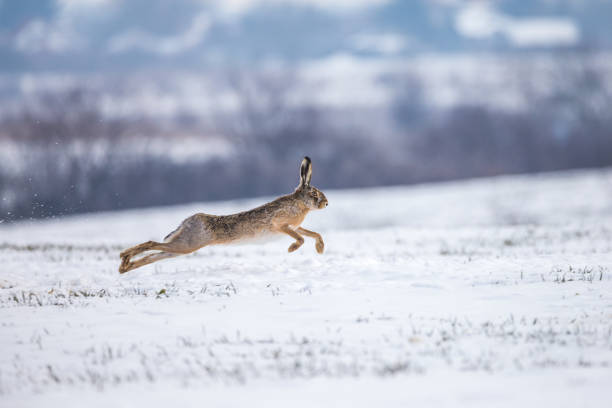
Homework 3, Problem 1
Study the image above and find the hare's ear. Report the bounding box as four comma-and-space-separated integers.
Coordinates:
299, 156, 312, 188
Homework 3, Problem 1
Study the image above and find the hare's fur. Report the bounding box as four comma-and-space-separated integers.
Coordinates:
119, 157, 328, 273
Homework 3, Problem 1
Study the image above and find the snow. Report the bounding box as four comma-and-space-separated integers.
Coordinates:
1, 168, 612, 407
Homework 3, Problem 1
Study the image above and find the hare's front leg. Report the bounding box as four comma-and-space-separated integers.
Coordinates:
297, 227, 325, 254
279, 225, 305, 253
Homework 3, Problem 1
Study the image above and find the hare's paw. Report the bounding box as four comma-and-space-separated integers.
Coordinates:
288, 240, 303, 253
315, 239, 325, 254
119, 257, 131, 274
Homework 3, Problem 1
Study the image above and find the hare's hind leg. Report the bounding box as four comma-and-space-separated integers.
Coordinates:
119, 240, 165, 271
119, 215, 211, 273
120, 240, 159, 259
119, 251, 179, 274
297, 227, 325, 254
119, 224, 211, 273
278, 225, 305, 253
119, 239, 201, 273
119, 227, 198, 264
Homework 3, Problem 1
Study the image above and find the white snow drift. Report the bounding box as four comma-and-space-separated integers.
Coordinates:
1, 168, 611, 407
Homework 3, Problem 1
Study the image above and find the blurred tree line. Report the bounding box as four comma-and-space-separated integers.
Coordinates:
1, 52, 611, 220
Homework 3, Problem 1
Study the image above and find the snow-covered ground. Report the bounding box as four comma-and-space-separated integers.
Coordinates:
1, 169, 612, 407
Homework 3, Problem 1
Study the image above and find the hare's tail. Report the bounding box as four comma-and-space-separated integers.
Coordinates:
163, 224, 182, 242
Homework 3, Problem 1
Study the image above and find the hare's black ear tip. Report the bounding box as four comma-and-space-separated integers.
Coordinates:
303, 156, 311, 163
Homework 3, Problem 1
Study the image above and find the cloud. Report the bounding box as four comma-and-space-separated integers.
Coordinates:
351, 33, 408, 55
56, 0, 115, 10
455, 2, 579, 47
107, 12, 211, 55
106, 0, 390, 56
13, 0, 115, 54
14, 18, 85, 54
12, 0, 391, 57
210, 0, 391, 18
502, 18, 580, 47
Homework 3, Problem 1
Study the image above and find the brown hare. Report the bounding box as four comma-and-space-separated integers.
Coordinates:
119, 157, 328, 273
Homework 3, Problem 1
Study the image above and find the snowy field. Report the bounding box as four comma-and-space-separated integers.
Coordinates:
1, 169, 612, 407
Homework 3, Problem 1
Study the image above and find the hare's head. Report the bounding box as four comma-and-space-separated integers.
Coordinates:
295, 156, 328, 210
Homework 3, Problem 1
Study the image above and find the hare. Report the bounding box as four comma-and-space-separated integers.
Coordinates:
119, 157, 328, 273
